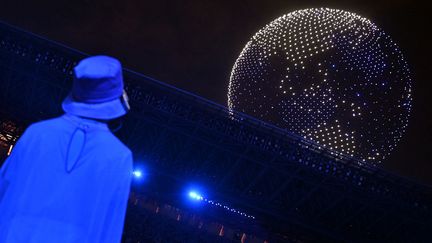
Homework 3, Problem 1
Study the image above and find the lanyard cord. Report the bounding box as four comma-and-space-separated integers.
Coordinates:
65, 126, 87, 174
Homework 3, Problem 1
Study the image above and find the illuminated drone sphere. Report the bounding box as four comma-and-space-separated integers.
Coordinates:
228, 8, 412, 163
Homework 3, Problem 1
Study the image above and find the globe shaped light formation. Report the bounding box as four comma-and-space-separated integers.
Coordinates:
228, 8, 412, 164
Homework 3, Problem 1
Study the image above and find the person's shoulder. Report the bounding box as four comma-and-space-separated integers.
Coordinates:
21, 116, 65, 136
26, 116, 66, 131
101, 133, 133, 170
103, 132, 131, 155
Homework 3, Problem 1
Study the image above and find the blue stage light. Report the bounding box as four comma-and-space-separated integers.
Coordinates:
186, 188, 255, 219
132, 170, 142, 178
188, 191, 203, 201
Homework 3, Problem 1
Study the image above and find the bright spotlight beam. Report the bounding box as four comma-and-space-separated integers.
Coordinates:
187, 190, 255, 219
132, 170, 142, 178
188, 191, 203, 200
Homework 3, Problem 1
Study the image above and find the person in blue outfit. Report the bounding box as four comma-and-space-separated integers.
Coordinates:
0, 55, 133, 243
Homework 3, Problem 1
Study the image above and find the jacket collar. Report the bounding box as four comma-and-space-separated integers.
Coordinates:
62, 113, 109, 131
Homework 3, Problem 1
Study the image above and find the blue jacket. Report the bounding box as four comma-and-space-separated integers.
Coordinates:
0, 114, 133, 243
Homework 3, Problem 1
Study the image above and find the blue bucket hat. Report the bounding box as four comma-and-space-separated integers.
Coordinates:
62, 55, 130, 120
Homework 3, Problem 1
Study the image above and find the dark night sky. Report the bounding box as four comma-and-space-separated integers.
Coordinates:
1, 0, 431, 184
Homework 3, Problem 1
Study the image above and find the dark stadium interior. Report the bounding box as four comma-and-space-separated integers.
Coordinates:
1, 1, 431, 242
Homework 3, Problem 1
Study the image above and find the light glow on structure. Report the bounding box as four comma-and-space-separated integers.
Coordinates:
132, 170, 143, 178
187, 191, 255, 219
188, 191, 204, 201
7, 144, 13, 156
228, 8, 412, 164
